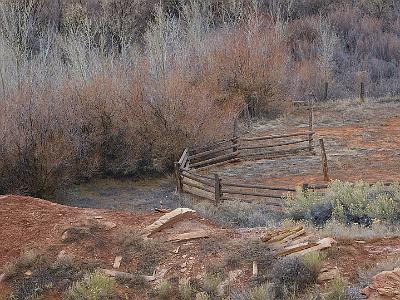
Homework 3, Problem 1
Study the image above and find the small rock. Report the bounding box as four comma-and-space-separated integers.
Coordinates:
180, 268, 187, 273
180, 262, 187, 268
173, 246, 180, 254
94, 216, 104, 219
182, 255, 188, 259
0, 273, 5, 283
189, 257, 195, 260
24, 270, 32, 276
361, 267, 400, 299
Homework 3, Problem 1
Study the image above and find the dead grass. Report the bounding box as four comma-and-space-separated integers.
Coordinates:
116, 230, 166, 275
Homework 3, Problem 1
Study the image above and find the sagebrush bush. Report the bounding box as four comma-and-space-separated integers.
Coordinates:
66, 271, 116, 300
285, 180, 400, 226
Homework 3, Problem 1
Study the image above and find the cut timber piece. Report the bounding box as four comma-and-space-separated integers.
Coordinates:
168, 230, 210, 243
100, 269, 156, 282
113, 256, 123, 269
285, 237, 336, 257
270, 228, 306, 246
261, 226, 303, 243
143, 208, 196, 237
277, 242, 318, 257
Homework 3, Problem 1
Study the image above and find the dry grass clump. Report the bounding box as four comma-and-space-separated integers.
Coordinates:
116, 230, 166, 275
178, 194, 282, 228
2, 250, 85, 300
270, 257, 318, 299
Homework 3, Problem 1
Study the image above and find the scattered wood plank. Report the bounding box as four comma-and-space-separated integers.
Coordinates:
113, 256, 123, 269
167, 230, 210, 243
143, 208, 196, 237
286, 237, 336, 257
261, 226, 302, 242
100, 269, 156, 282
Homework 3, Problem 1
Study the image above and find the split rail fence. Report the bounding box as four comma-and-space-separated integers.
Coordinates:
174, 100, 330, 206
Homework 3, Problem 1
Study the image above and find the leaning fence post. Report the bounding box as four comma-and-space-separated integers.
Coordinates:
308, 99, 314, 151
214, 174, 222, 206
174, 162, 183, 192
319, 138, 330, 182
360, 82, 365, 102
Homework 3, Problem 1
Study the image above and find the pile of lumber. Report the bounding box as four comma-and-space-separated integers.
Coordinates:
261, 226, 335, 257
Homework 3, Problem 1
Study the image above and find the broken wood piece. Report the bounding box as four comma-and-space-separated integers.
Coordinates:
99, 269, 155, 282
143, 208, 196, 237
168, 230, 210, 243
269, 228, 306, 247
113, 256, 123, 269
261, 226, 303, 243
286, 237, 336, 257
155, 208, 171, 213
277, 242, 318, 257
252, 261, 258, 277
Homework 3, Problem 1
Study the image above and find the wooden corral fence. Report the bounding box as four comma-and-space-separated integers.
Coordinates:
173, 100, 329, 206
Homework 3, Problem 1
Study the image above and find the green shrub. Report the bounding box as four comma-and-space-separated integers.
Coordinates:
65, 271, 116, 300
202, 273, 223, 297
285, 180, 400, 226
195, 292, 210, 300
302, 252, 326, 274
247, 284, 274, 300
179, 280, 194, 300
157, 281, 173, 300
325, 277, 347, 300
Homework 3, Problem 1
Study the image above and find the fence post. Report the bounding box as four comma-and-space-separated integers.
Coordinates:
324, 82, 328, 101
319, 138, 330, 182
360, 82, 365, 102
233, 118, 238, 137
302, 183, 309, 193
308, 99, 314, 151
214, 173, 222, 206
174, 162, 183, 192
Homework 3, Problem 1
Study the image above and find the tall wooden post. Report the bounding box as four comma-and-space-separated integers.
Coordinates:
360, 82, 365, 102
174, 162, 183, 192
302, 183, 309, 193
233, 118, 238, 137
214, 174, 222, 206
308, 99, 314, 151
324, 82, 328, 101
319, 138, 330, 182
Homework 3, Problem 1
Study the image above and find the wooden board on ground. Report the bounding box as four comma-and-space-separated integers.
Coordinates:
143, 208, 196, 237
167, 230, 210, 243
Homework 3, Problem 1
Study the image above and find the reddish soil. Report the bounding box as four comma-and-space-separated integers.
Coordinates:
0, 195, 158, 268
0, 195, 399, 299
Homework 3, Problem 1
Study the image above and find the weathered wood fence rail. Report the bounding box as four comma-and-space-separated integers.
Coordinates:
175, 131, 323, 205
174, 100, 321, 205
